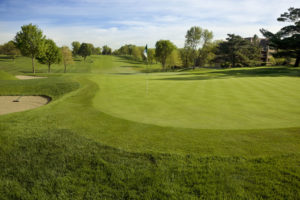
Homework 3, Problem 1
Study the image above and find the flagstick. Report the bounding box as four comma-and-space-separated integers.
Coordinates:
146, 57, 149, 96
144, 44, 149, 97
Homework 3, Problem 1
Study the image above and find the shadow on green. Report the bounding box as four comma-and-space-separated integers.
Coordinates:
156, 67, 300, 81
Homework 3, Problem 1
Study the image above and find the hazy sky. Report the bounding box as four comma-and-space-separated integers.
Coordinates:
0, 0, 299, 49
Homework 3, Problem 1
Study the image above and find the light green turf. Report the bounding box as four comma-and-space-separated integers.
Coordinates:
0, 70, 17, 80
0, 55, 161, 74
0, 55, 300, 199
91, 56, 300, 129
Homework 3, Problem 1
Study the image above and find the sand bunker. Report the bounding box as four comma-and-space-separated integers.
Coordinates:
16, 75, 47, 80
0, 96, 50, 115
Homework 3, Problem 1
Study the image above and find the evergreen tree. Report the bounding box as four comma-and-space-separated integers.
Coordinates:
260, 7, 300, 67
215, 34, 261, 68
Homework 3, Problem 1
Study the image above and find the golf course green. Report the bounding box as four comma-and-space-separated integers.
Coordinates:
0, 55, 299, 199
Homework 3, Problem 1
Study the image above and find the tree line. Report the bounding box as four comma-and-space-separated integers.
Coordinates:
113, 27, 261, 71
0, 24, 113, 73
261, 7, 300, 67
71, 41, 112, 60
12, 24, 73, 73
1, 7, 298, 73
0, 24, 75, 73
112, 7, 299, 70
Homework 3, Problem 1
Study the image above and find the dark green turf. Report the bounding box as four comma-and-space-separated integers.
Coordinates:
0, 55, 299, 199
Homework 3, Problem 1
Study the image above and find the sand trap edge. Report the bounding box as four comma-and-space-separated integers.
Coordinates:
0, 95, 52, 115
16, 75, 48, 80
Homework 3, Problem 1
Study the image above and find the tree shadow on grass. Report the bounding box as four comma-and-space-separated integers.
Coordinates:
115, 56, 146, 65
155, 67, 300, 81
120, 65, 142, 69
109, 72, 141, 75
0, 55, 14, 60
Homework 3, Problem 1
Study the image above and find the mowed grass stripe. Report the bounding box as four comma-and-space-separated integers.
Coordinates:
1, 55, 300, 156
93, 71, 300, 129
254, 77, 300, 116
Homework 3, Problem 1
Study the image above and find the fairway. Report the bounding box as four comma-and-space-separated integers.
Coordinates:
1, 1, 300, 198
1, 55, 300, 199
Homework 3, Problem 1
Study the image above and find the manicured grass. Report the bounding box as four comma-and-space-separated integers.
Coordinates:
0, 55, 299, 199
92, 69, 300, 129
0, 70, 18, 80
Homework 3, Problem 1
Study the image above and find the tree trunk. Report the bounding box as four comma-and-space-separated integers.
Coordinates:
64, 60, 67, 73
32, 56, 35, 74
294, 55, 300, 67
48, 64, 51, 73
162, 60, 165, 71
193, 57, 197, 70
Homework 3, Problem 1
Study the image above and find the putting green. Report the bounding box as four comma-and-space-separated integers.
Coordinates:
91, 64, 300, 130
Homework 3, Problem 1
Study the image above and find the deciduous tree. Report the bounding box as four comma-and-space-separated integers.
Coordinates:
184, 26, 213, 69
1, 41, 20, 60
14, 23, 45, 73
147, 49, 155, 64
102, 45, 112, 55
37, 39, 61, 73
78, 43, 92, 61
94, 47, 101, 55
179, 47, 194, 68
72, 41, 80, 56
132, 46, 142, 60
155, 40, 176, 71
185, 26, 202, 50
61, 46, 73, 73
87, 43, 95, 55
196, 41, 219, 67
166, 49, 182, 70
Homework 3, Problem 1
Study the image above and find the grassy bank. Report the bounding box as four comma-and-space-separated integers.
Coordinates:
0, 55, 299, 199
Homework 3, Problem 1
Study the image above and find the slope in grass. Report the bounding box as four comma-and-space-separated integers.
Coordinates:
0, 70, 17, 80
92, 64, 300, 129
0, 55, 299, 199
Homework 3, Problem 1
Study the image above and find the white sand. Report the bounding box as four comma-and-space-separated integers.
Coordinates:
0, 96, 50, 115
16, 75, 47, 80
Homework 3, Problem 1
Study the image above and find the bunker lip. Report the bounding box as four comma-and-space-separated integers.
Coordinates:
0, 95, 51, 115
16, 75, 48, 80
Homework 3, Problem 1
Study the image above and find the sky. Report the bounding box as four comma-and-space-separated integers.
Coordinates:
0, 0, 299, 49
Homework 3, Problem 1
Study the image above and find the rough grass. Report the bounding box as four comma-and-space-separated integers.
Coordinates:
0, 55, 299, 199
0, 70, 17, 80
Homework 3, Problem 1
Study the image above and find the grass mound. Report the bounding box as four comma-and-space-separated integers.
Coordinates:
0, 70, 17, 80
0, 129, 299, 200
0, 76, 79, 100
0, 55, 299, 199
